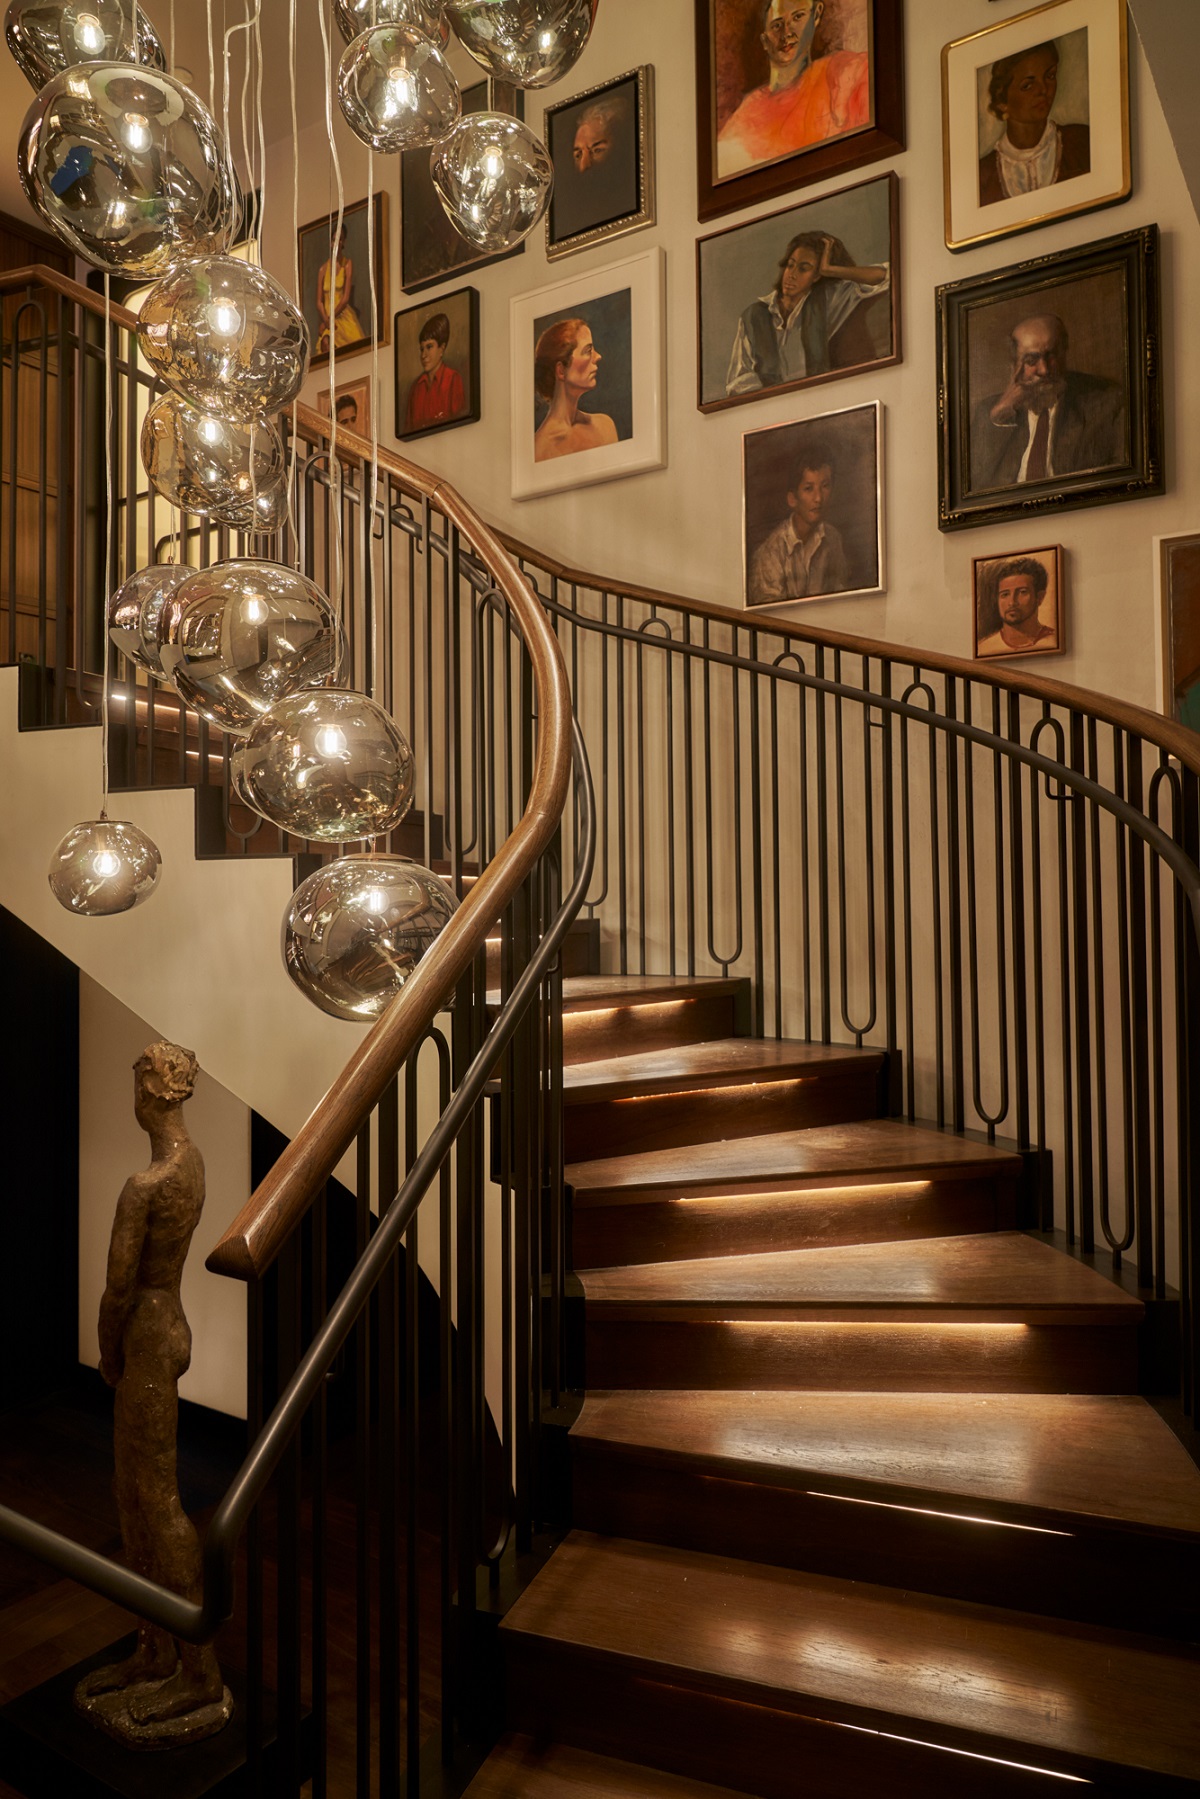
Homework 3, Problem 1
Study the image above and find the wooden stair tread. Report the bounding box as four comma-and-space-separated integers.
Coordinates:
572, 1391, 1200, 1536
580, 1232, 1143, 1323
487, 973, 744, 1013
503, 1533, 1200, 1784
563, 1038, 884, 1101
466, 1736, 755, 1799
567, 1118, 1022, 1201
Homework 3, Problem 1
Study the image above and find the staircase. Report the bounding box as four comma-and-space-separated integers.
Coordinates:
465, 976, 1200, 1797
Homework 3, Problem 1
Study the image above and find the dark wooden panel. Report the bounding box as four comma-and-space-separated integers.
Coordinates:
466, 1734, 758, 1799
565, 1070, 884, 1162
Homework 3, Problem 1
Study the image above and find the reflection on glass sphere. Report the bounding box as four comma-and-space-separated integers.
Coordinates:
231, 690, 416, 841
338, 24, 459, 153
283, 854, 458, 1021
334, 0, 449, 48
158, 559, 346, 735
431, 111, 551, 253
138, 258, 309, 422
141, 393, 287, 533
4, 0, 166, 91
444, 0, 594, 88
48, 816, 161, 915
18, 64, 238, 276
107, 562, 193, 677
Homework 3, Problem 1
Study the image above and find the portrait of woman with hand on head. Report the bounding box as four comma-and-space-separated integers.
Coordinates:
533, 317, 619, 463
726, 228, 888, 397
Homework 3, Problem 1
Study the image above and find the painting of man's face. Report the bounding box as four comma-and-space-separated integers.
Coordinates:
973, 546, 1062, 659
713, 0, 873, 181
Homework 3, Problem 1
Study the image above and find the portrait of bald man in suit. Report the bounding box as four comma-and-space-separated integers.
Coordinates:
969, 312, 1126, 494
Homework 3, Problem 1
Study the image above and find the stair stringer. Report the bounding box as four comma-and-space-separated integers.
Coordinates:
0, 667, 368, 1147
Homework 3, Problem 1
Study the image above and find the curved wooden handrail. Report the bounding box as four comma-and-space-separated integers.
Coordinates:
207, 406, 573, 1280
492, 531, 1200, 781
0, 262, 140, 328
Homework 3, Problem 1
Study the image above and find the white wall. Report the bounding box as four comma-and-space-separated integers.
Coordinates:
254, 0, 1200, 717
78, 977, 251, 1418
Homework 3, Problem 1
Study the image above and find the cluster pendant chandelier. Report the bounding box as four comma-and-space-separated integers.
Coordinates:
6, 0, 593, 1011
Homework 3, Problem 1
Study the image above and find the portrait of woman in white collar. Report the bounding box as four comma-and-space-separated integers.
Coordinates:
978, 35, 1091, 208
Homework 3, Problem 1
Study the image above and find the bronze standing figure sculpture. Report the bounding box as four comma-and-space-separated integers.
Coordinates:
74, 1040, 232, 1748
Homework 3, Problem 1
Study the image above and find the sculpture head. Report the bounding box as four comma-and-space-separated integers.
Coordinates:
134, 1039, 199, 1127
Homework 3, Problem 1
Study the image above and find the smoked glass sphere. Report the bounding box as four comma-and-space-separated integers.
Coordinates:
18, 64, 238, 276
444, 0, 594, 88
141, 393, 287, 533
48, 816, 161, 915
157, 559, 346, 735
338, 23, 459, 153
230, 690, 415, 841
430, 111, 551, 253
107, 562, 192, 677
137, 258, 310, 422
334, 0, 449, 48
283, 855, 458, 1021
4, 0, 165, 91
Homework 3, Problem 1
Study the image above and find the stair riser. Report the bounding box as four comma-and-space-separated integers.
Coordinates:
562, 993, 745, 1065
504, 1641, 1154, 1797
565, 1069, 882, 1162
487, 917, 599, 986
571, 1452, 1199, 1641
572, 1176, 1019, 1268
584, 1320, 1139, 1393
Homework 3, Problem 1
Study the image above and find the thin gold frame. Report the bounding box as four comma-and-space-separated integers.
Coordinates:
971, 543, 1065, 661
941, 0, 1131, 254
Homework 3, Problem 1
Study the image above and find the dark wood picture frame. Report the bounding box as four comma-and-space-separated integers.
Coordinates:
936, 224, 1162, 533
695, 0, 906, 223
393, 285, 481, 442
401, 79, 524, 293
545, 65, 656, 262
696, 169, 900, 415
972, 542, 1065, 660
297, 192, 389, 370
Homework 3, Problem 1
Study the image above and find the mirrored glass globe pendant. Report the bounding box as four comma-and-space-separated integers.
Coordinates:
444, 0, 595, 88
283, 854, 458, 1021
107, 561, 193, 677
338, 23, 459, 153
48, 815, 161, 915
157, 559, 346, 735
141, 393, 287, 533
231, 690, 416, 841
18, 64, 239, 276
137, 258, 310, 423
4, 0, 166, 91
430, 111, 551, 252
334, 0, 449, 48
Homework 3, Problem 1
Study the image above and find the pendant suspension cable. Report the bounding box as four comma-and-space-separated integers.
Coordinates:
318, 0, 347, 619
169, 0, 175, 72
100, 275, 114, 820
366, 145, 381, 702
253, 0, 266, 256
207, 0, 216, 111
285, 0, 302, 568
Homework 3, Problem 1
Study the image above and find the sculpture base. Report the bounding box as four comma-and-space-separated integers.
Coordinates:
0, 1636, 301, 1799
74, 1674, 234, 1751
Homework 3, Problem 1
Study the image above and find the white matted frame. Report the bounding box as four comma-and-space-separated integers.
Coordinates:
942, 0, 1130, 253
510, 247, 665, 502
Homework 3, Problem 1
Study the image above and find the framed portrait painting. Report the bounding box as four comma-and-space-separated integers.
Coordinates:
394, 287, 480, 441
297, 194, 389, 368
317, 376, 373, 441
695, 0, 905, 222
697, 169, 899, 414
743, 400, 883, 609
545, 67, 656, 261
943, 0, 1131, 253
509, 247, 665, 502
1159, 534, 1200, 731
973, 544, 1064, 660
936, 225, 1162, 533
401, 79, 524, 292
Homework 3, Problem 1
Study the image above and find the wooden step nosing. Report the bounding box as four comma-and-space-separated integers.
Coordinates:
568, 1433, 1200, 1544
563, 1061, 885, 1106
503, 1624, 1180, 1789
585, 1300, 1143, 1325
568, 1161, 1022, 1206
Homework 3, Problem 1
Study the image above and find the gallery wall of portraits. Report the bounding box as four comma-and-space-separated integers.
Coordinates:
263, 0, 1200, 718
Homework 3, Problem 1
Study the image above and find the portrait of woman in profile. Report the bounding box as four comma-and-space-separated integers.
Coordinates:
978, 37, 1091, 207
533, 316, 619, 462
316, 224, 366, 355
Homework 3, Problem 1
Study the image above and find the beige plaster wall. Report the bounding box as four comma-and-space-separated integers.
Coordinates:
253, 0, 1200, 716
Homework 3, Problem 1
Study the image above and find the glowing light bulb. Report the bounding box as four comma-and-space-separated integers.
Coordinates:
92, 849, 121, 878
200, 417, 223, 445
387, 65, 416, 108
207, 299, 240, 335
315, 725, 347, 758
123, 111, 150, 151
483, 147, 503, 178
75, 13, 104, 52
243, 595, 267, 623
